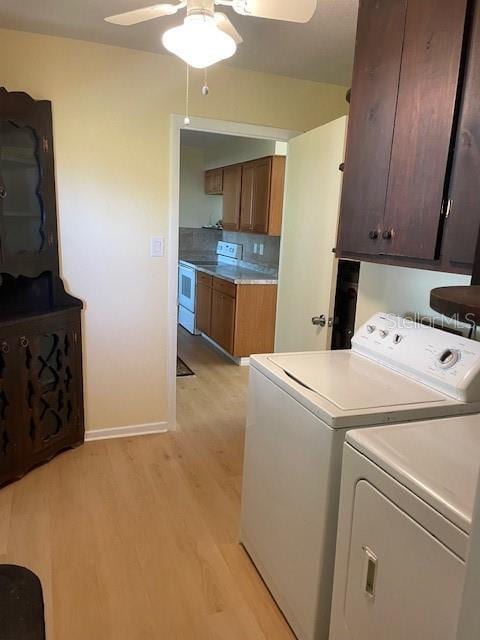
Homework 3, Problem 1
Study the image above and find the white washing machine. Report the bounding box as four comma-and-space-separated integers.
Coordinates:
240, 313, 480, 640
329, 414, 480, 640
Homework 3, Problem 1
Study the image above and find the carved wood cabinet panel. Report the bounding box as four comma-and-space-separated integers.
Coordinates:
0, 310, 84, 486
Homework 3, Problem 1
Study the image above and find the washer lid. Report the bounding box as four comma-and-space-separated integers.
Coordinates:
268, 352, 446, 410
347, 415, 480, 532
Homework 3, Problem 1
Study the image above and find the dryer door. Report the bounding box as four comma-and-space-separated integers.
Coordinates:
344, 480, 465, 640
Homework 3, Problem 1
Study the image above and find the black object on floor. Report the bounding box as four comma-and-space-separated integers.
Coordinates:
177, 357, 195, 377
0, 565, 46, 640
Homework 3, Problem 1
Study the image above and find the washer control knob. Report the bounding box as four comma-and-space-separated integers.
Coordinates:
438, 349, 460, 369
379, 329, 389, 339
366, 324, 376, 334
393, 334, 403, 344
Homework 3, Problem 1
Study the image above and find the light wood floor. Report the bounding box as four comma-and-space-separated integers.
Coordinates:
0, 328, 295, 640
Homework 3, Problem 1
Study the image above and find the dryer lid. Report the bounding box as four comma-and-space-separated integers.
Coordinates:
347, 415, 480, 532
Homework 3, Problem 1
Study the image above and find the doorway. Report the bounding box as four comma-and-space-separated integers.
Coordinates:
168, 115, 298, 429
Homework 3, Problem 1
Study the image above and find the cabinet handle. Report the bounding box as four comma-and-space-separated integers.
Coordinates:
382, 229, 394, 240
1, 341, 9, 354
19, 336, 29, 348
0, 186, 7, 199
368, 230, 379, 240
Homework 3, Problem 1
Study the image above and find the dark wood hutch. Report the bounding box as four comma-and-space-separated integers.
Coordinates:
0, 87, 84, 487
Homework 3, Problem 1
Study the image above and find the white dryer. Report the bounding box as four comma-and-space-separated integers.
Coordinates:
329, 414, 480, 640
240, 313, 480, 640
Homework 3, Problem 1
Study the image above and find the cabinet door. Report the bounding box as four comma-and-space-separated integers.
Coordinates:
381, 0, 468, 259
240, 163, 255, 231
0, 90, 58, 276
196, 281, 212, 335
251, 158, 272, 234
18, 321, 83, 468
222, 165, 242, 231
337, 0, 407, 256
211, 290, 235, 354
205, 168, 223, 195
441, 2, 480, 267
0, 337, 19, 486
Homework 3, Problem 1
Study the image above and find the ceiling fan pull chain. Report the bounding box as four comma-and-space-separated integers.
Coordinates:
184, 64, 191, 126
202, 68, 210, 96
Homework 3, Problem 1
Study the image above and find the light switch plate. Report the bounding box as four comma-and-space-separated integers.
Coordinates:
151, 236, 165, 257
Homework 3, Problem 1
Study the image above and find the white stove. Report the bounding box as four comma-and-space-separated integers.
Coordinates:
240, 313, 480, 640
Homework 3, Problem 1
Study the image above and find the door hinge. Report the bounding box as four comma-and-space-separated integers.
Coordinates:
42, 136, 49, 153
442, 199, 453, 219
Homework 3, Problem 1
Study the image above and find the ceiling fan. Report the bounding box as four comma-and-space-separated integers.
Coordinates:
105, 0, 318, 68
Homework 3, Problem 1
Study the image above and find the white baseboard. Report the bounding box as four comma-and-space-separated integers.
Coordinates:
85, 421, 169, 442
201, 334, 250, 366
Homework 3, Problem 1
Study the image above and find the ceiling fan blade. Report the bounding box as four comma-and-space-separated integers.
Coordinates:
105, 2, 184, 26
214, 13, 243, 44
230, 0, 317, 23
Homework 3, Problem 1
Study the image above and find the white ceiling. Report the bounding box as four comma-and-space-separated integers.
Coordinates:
0, 1, 358, 85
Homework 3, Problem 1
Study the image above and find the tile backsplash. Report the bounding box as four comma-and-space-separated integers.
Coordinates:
222, 231, 280, 271
179, 227, 222, 259
179, 227, 280, 272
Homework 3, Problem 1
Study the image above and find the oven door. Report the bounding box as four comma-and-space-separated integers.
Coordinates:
178, 264, 196, 312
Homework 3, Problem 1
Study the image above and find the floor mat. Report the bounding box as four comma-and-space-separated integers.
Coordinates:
177, 357, 194, 377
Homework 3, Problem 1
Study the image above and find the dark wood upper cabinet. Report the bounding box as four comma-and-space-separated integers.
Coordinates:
337, 0, 477, 271
383, 0, 468, 260
337, 0, 407, 256
441, 1, 480, 267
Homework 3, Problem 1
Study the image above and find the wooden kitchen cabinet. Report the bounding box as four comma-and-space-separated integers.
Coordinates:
204, 168, 223, 195
222, 164, 242, 231
337, 0, 472, 269
211, 289, 236, 354
240, 156, 285, 236
196, 279, 212, 335
207, 155, 285, 236
196, 274, 277, 358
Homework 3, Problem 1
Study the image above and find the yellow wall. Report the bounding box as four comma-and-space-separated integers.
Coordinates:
356, 262, 471, 330
0, 28, 348, 431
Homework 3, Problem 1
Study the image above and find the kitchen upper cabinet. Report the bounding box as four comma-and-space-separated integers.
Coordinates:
222, 164, 242, 231
204, 168, 223, 195
337, 0, 471, 268
441, 1, 480, 268
239, 162, 256, 231
208, 155, 285, 236
240, 156, 285, 236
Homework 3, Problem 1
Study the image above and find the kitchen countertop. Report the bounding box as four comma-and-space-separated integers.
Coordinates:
179, 259, 278, 285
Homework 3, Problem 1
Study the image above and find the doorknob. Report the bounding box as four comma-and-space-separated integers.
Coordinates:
312, 315, 332, 327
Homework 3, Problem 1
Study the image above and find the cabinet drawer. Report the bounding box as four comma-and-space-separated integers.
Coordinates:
213, 277, 236, 298
197, 271, 213, 288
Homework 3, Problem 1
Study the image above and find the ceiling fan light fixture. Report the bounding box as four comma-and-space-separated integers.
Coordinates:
162, 13, 237, 69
